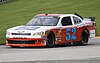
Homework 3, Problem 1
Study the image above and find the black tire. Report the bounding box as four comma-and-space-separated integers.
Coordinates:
80, 30, 89, 45
46, 32, 55, 47
11, 46, 20, 48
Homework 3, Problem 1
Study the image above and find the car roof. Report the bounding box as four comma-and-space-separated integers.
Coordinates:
36, 14, 76, 17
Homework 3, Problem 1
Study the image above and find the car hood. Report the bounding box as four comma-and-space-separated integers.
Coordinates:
7, 25, 57, 33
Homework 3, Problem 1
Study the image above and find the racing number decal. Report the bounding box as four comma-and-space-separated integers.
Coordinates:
71, 28, 76, 40
66, 28, 70, 41
66, 28, 76, 41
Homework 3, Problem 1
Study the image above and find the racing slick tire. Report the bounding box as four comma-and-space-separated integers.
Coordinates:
80, 30, 89, 45
46, 32, 55, 47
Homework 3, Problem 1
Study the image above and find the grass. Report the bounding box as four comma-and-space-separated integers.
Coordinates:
0, 0, 100, 44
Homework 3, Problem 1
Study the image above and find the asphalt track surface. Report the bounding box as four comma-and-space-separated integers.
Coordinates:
0, 38, 100, 63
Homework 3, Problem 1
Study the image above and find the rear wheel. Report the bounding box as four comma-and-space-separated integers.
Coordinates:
80, 30, 89, 45
46, 32, 55, 47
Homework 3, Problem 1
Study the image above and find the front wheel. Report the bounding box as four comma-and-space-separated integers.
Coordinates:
80, 30, 89, 45
46, 32, 55, 47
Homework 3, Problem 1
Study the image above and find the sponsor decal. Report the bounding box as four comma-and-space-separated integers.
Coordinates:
90, 30, 95, 37
15, 27, 40, 30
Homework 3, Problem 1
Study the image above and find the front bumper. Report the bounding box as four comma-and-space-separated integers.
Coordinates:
6, 38, 46, 47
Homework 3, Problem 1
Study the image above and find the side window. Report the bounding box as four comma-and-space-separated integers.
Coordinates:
61, 17, 72, 26
73, 17, 82, 25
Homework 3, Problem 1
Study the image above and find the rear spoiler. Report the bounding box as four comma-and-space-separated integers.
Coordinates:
83, 17, 95, 22
74, 13, 95, 22
89, 17, 95, 21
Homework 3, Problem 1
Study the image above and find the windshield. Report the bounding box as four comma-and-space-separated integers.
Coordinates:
26, 16, 59, 26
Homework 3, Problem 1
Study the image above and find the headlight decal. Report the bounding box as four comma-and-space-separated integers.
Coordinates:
33, 32, 45, 36
33, 32, 41, 36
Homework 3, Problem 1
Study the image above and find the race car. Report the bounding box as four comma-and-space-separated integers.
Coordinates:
6, 13, 96, 48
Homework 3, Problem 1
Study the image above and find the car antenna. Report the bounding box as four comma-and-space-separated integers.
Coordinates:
74, 13, 83, 20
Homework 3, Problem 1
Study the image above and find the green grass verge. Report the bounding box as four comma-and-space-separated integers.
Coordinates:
0, 0, 100, 44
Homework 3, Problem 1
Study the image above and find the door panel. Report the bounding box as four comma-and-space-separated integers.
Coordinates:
61, 26, 83, 43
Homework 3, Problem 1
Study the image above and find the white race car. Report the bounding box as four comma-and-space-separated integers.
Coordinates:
6, 13, 96, 48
